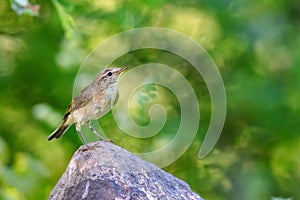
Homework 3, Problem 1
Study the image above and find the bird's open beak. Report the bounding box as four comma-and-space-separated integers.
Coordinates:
117, 66, 128, 74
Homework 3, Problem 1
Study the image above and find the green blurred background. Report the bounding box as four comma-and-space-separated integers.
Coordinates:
0, 0, 299, 199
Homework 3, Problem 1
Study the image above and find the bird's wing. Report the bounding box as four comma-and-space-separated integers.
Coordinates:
73, 87, 94, 109
63, 102, 72, 120
63, 85, 94, 119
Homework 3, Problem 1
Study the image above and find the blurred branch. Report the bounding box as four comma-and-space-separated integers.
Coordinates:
51, 0, 74, 39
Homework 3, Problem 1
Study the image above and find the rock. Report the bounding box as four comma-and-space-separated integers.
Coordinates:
49, 141, 203, 200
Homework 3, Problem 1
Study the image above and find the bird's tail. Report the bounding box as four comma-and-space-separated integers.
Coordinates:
48, 120, 71, 141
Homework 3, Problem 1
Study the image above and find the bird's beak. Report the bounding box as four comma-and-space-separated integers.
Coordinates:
117, 66, 128, 75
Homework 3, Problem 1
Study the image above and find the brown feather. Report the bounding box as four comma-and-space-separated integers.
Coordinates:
48, 120, 71, 140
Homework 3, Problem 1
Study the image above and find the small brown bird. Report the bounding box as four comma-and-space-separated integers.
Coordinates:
48, 67, 128, 146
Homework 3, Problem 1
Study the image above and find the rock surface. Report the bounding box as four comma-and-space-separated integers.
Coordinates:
49, 141, 203, 200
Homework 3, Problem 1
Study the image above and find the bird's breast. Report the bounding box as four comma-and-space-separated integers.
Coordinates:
72, 85, 118, 124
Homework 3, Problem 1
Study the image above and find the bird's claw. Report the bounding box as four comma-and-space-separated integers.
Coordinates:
81, 143, 100, 151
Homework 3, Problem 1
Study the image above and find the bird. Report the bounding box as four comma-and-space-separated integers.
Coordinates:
48, 67, 128, 146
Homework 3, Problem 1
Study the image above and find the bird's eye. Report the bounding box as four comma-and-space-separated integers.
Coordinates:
107, 72, 112, 76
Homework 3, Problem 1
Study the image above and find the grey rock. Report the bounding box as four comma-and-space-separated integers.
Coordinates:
49, 141, 203, 200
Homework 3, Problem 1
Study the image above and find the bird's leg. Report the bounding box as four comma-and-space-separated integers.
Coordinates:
88, 121, 104, 141
76, 123, 90, 147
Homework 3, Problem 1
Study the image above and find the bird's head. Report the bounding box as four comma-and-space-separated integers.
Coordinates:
97, 67, 128, 86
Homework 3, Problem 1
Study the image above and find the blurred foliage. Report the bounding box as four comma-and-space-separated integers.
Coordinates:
0, 0, 299, 199
10, 0, 40, 16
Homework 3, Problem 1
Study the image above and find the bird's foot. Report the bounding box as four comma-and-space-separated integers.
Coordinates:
80, 143, 100, 152
107, 139, 114, 143
97, 137, 114, 143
